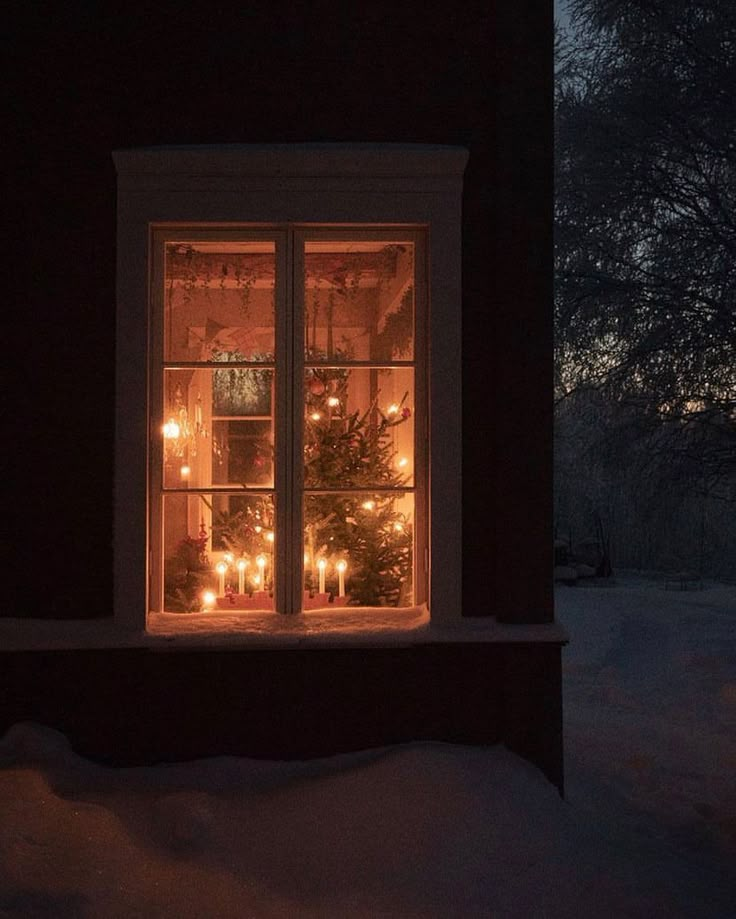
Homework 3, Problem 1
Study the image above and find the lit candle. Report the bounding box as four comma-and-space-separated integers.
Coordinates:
216, 561, 227, 596
256, 554, 267, 589
237, 558, 248, 594
318, 558, 327, 594
336, 559, 347, 597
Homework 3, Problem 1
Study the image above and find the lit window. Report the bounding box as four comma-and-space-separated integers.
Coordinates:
150, 229, 426, 614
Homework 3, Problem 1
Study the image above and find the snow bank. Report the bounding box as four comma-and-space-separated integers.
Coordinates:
0, 722, 727, 918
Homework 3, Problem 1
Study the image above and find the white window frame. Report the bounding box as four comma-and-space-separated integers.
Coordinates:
149, 224, 428, 616
113, 144, 466, 633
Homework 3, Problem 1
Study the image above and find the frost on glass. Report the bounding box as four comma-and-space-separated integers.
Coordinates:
163, 368, 274, 489
163, 493, 274, 612
164, 241, 276, 363
304, 493, 414, 608
304, 242, 414, 362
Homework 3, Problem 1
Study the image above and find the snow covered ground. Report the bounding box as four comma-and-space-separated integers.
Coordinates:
1, 574, 735, 917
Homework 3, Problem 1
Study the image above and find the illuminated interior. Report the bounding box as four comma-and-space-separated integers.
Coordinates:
157, 233, 421, 614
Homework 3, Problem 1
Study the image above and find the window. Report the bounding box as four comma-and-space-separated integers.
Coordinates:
151, 227, 427, 615
113, 144, 466, 632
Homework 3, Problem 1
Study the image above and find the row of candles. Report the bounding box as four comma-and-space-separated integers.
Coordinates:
206, 552, 349, 599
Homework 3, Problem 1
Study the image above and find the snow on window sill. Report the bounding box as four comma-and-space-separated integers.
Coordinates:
0, 607, 568, 651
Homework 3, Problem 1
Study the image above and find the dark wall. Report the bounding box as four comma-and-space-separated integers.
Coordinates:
5, 2, 552, 622
0, 643, 564, 791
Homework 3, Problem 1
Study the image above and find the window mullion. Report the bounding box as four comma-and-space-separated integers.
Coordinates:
274, 232, 291, 614
290, 231, 305, 614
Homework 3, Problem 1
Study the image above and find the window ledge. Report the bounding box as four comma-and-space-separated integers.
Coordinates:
0, 610, 567, 651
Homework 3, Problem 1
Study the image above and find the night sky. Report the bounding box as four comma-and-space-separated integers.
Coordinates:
6, 2, 552, 619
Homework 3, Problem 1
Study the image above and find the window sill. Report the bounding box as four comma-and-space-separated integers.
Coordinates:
0, 608, 567, 651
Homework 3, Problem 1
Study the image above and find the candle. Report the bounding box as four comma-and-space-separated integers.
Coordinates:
318, 558, 327, 594
216, 561, 227, 596
336, 559, 347, 597
256, 554, 267, 589
237, 558, 248, 594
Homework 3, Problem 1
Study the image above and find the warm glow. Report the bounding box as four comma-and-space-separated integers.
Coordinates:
216, 562, 227, 575
266, 531, 274, 544
202, 590, 216, 608
317, 558, 327, 571
362, 500, 375, 511
327, 396, 340, 407
254, 525, 262, 533
180, 464, 190, 478
387, 403, 399, 415
163, 419, 180, 439
223, 553, 234, 565
304, 551, 310, 565
237, 558, 248, 571
252, 574, 261, 587
256, 554, 266, 569
336, 560, 347, 573
311, 412, 321, 421
394, 522, 404, 532
398, 457, 408, 468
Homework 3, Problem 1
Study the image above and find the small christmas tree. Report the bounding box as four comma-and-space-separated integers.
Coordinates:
304, 361, 413, 606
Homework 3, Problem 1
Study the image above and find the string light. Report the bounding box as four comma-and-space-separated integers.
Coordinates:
327, 396, 340, 407
163, 419, 180, 439
387, 403, 399, 416
202, 590, 216, 609
362, 500, 375, 511
311, 412, 321, 421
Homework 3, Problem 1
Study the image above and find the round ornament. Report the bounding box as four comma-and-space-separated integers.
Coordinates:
309, 379, 326, 396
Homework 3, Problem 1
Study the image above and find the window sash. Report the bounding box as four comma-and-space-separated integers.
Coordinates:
151, 225, 426, 614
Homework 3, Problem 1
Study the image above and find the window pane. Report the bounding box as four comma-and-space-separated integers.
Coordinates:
304, 493, 414, 608
304, 241, 414, 362
164, 241, 275, 362
163, 493, 275, 612
304, 367, 414, 488
163, 368, 274, 489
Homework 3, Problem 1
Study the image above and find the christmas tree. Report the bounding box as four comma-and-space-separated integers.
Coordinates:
303, 360, 413, 606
